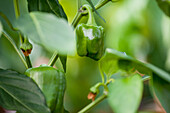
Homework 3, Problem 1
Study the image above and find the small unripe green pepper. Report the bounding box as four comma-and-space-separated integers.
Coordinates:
25, 64, 67, 113
76, 4, 104, 61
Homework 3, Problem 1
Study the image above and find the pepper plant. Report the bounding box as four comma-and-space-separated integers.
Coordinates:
0, 0, 170, 113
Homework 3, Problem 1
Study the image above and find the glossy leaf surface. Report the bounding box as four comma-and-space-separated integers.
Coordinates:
0, 69, 50, 113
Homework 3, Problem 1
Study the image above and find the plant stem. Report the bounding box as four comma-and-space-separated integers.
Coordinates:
71, 0, 111, 28
78, 94, 107, 113
2, 31, 28, 69
13, 0, 32, 68
13, 0, 20, 19
48, 51, 59, 66
25, 56, 32, 68
71, 12, 83, 28
0, 12, 18, 31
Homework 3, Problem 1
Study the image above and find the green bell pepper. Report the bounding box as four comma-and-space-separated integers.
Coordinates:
25, 65, 67, 113
76, 4, 105, 61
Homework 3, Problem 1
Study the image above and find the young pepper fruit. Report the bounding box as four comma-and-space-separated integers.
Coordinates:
76, 4, 104, 61
25, 64, 68, 113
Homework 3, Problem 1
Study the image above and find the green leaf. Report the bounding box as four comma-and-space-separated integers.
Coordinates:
14, 12, 76, 55
27, 0, 52, 12
27, 0, 67, 20
59, 55, 67, 72
108, 74, 143, 113
47, 0, 67, 19
156, 0, 170, 17
100, 48, 170, 82
0, 22, 2, 37
0, 69, 50, 113
150, 73, 170, 113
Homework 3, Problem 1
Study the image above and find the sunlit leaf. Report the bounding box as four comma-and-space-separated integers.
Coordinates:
156, 0, 170, 17
0, 69, 50, 113
108, 74, 143, 113
14, 12, 76, 55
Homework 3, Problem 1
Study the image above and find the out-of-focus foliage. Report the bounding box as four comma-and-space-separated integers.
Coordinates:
108, 74, 143, 113
0, 22, 2, 37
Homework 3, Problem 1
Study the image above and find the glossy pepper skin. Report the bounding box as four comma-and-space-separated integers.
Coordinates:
76, 4, 104, 61
25, 65, 67, 113
76, 23, 104, 60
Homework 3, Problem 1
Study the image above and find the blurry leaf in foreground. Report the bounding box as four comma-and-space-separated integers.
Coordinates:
14, 12, 76, 55
108, 74, 143, 113
150, 73, 170, 113
0, 69, 50, 113
156, 0, 170, 17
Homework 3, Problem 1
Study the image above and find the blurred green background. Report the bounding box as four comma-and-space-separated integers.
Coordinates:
0, 0, 170, 112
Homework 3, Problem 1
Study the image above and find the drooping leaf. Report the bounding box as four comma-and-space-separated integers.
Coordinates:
156, 0, 170, 17
99, 48, 170, 82
47, 0, 67, 19
150, 73, 170, 113
59, 55, 67, 72
108, 74, 143, 113
0, 69, 50, 113
0, 22, 2, 37
14, 12, 76, 55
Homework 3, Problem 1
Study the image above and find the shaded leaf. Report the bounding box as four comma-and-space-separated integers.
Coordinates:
156, 0, 170, 17
108, 74, 143, 113
14, 12, 76, 55
27, 0, 52, 12
150, 73, 170, 113
27, 0, 67, 20
59, 55, 67, 72
0, 69, 50, 113
47, 0, 67, 19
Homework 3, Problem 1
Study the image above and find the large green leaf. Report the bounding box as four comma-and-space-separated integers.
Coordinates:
108, 74, 143, 113
99, 48, 170, 82
156, 0, 170, 17
0, 69, 50, 113
14, 12, 76, 55
150, 73, 170, 113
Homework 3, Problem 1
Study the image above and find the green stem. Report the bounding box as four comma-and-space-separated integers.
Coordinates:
78, 94, 107, 113
48, 51, 59, 66
71, 12, 83, 28
99, 63, 105, 83
13, 0, 20, 18
95, 0, 110, 10
25, 56, 32, 68
14, 0, 32, 68
0, 12, 18, 31
2, 31, 28, 69
71, 0, 111, 27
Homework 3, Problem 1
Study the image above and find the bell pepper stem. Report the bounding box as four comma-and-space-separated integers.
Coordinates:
71, 0, 112, 28
78, 94, 107, 113
48, 51, 59, 66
